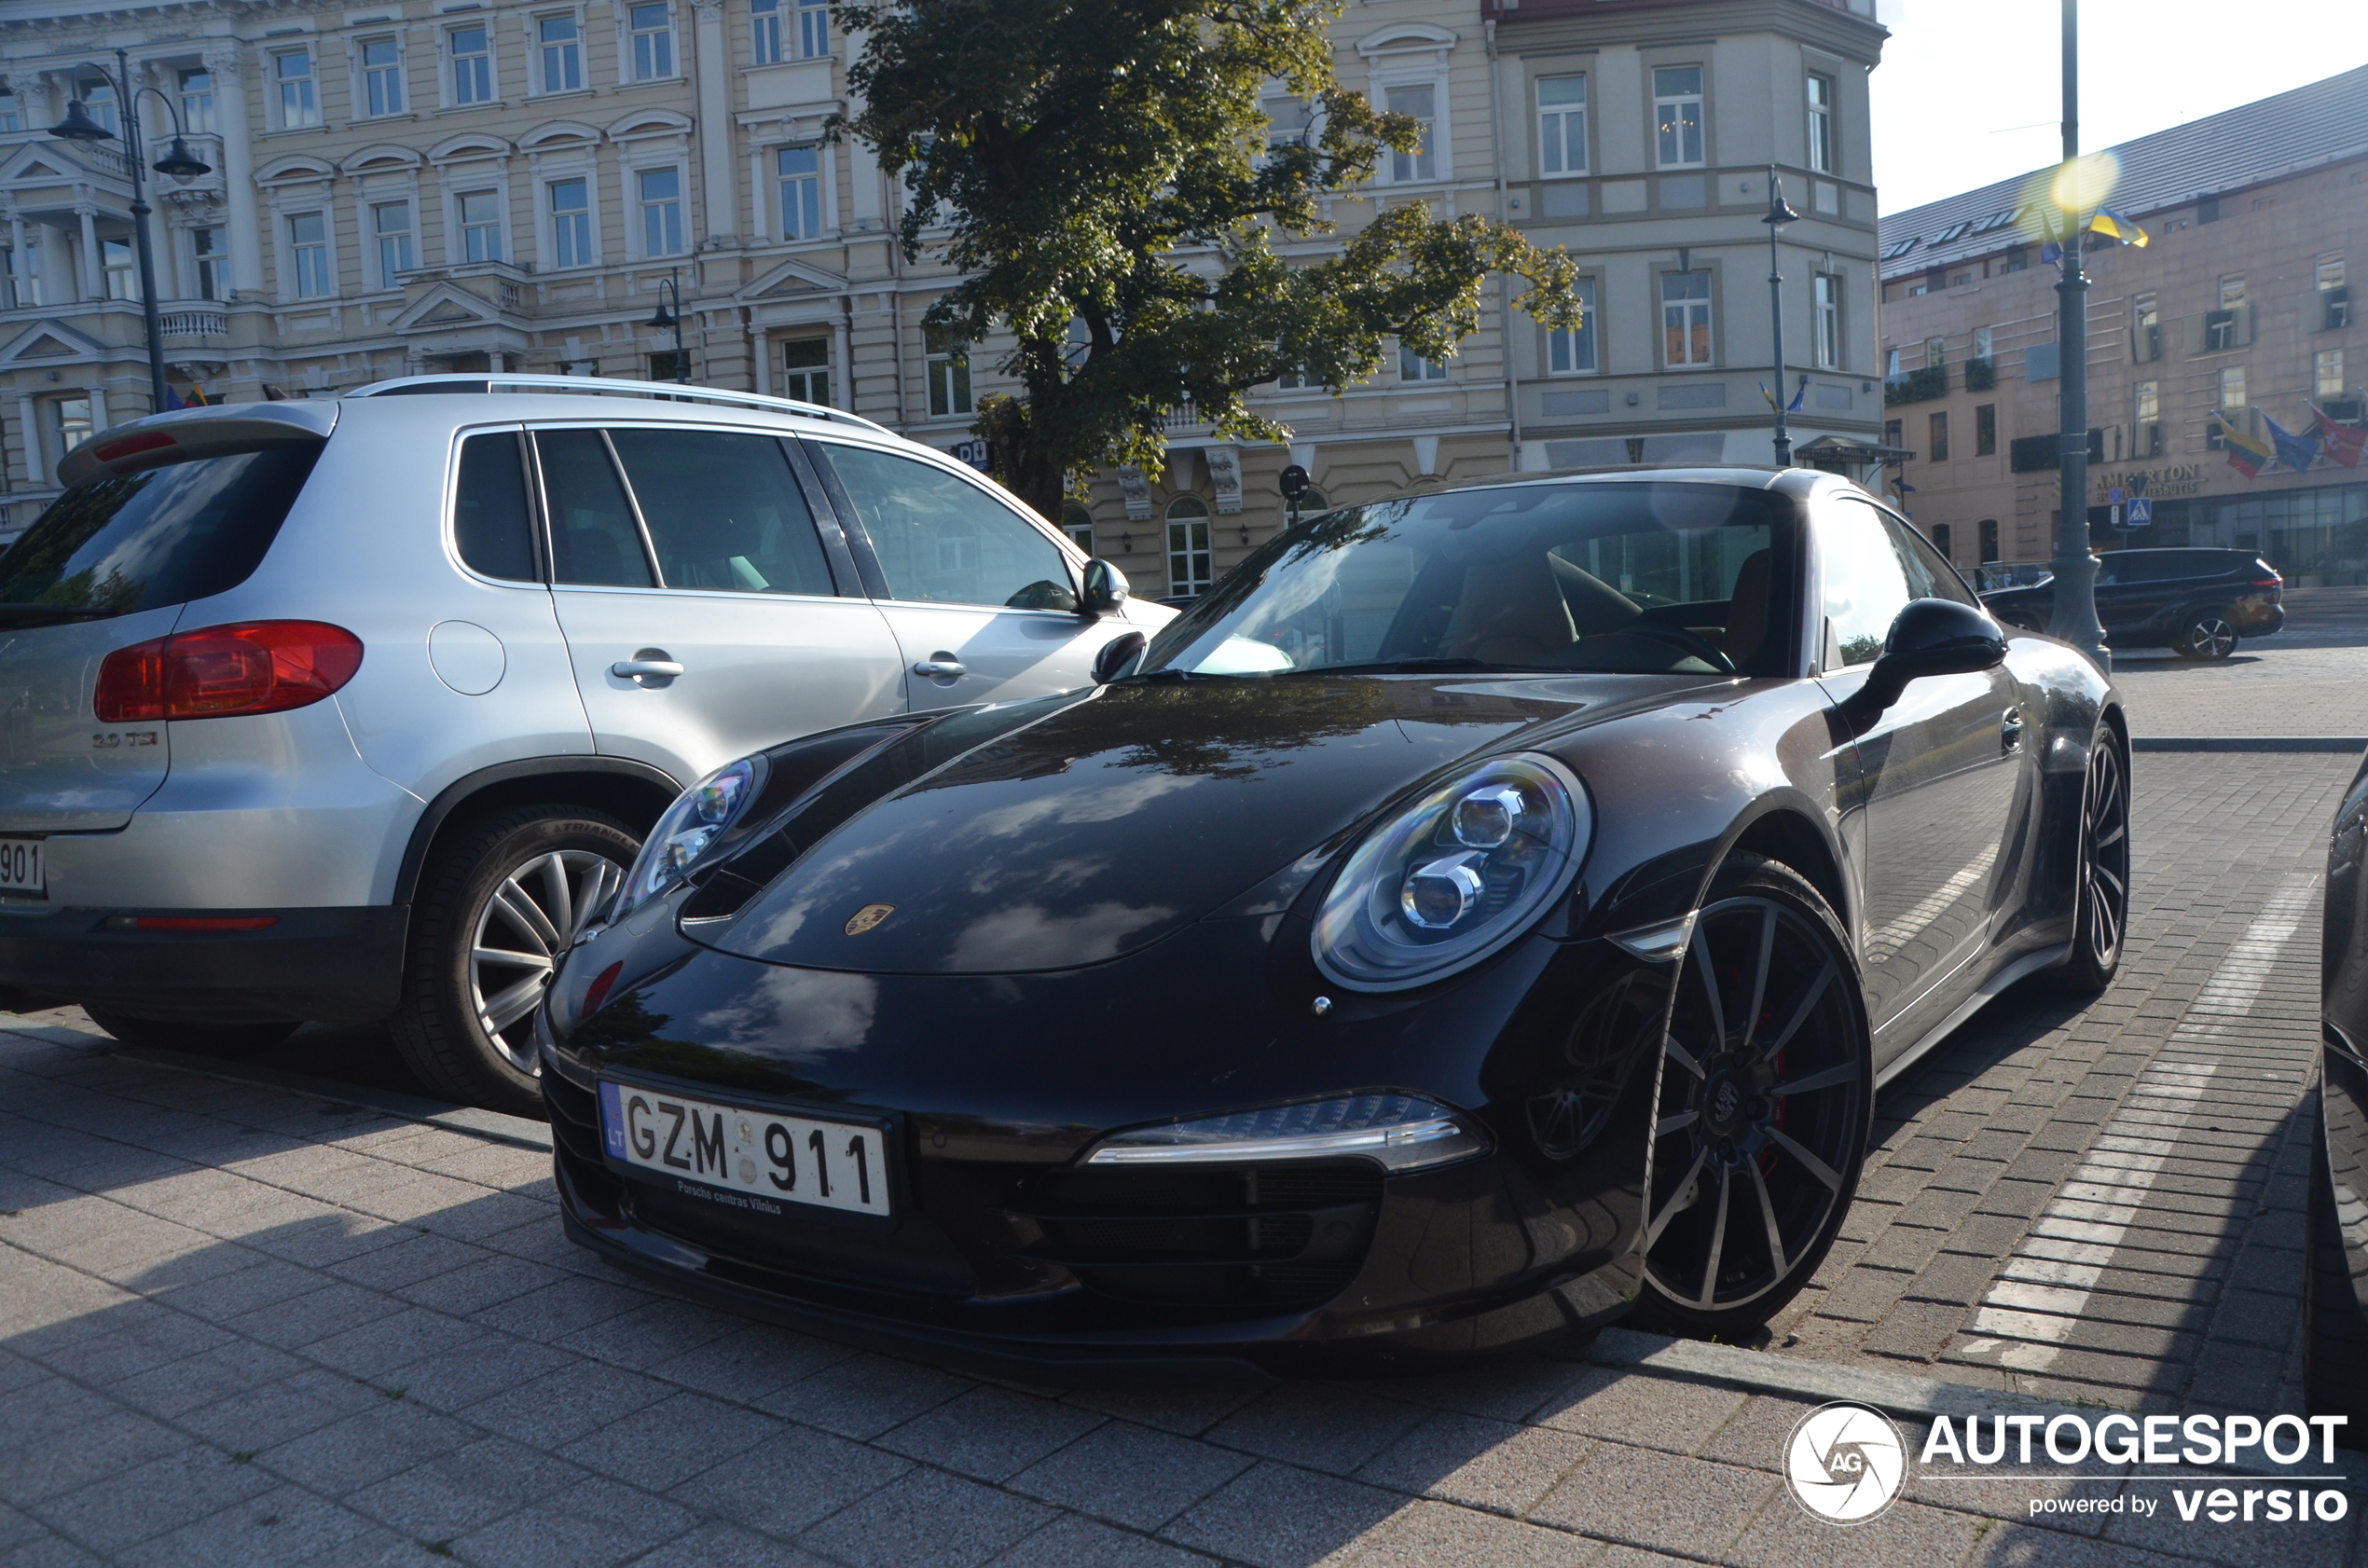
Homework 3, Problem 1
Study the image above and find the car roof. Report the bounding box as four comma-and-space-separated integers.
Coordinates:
343, 373, 894, 435
1390, 463, 1849, 503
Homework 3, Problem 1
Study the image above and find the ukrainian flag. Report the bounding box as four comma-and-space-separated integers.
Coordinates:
2089, 208, 2150, 248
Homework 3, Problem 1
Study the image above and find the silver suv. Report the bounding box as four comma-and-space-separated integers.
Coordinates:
0, 375, 1164, 1112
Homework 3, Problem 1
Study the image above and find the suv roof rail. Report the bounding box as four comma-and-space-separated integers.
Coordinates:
343, 373, 896, 435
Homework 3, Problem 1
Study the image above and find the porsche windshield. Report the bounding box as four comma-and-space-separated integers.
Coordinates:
1140, 480, 1793, 679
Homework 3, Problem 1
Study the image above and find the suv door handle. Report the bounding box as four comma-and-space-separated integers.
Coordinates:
2000, 708, 2025, 751
612, 655, 685, 684
913, 656, 967, 679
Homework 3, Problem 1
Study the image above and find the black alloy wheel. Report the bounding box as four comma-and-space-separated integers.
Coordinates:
2175, 613, 2238, 660
2306, 1104, 2368, 1440
82, 1009, 301, 1058
392, 805, 637, 1115
1634, 855, 1872, 1336
2054, 730, 2130, 994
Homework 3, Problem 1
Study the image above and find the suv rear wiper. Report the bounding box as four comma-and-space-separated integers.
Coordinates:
0, 606, 121, 629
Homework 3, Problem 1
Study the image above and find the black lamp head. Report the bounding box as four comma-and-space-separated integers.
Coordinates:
153, 136, 211, 180
49, 99, 117, 143
645, 301, 678, 330
1764, 190, 1801, 227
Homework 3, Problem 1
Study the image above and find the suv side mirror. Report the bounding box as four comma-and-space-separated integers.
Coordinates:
1852, 598, 2008, 718
1081, 558, 1131, 618
1092, 630, 1147, 684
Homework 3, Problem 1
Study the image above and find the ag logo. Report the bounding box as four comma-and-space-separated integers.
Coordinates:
1784, 1401, 1907, 1524
844, 903, 895, 937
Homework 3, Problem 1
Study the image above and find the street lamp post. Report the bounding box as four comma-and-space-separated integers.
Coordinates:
2044, 0, 2110, 668
49, 48, 213, 415
644, 267, 689, 384
1764, 165, 1801, 468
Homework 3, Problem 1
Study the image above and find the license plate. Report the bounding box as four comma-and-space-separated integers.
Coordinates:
598, 1080, 891, 1218
0, 839, 43, 897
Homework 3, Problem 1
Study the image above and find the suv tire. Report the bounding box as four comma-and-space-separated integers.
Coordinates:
83, 1009, 301, 1058
2173, 612, 2237, 660
392, 805, 637, 1114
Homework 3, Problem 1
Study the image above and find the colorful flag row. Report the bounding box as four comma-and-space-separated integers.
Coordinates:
2212, 401, 2364, 478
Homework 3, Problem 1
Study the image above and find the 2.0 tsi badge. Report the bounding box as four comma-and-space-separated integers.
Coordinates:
844, 903, 895, 936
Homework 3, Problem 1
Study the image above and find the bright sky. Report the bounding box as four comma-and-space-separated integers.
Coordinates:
1870, 0, 2368, 214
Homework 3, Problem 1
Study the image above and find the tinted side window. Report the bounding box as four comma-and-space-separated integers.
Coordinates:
606, 429, 835, 597
454, 433, 539, 582
1820, 502, 1914, 667
536, 430, 654, 587
0, 443, 323, 620
822, 445, 1072, 609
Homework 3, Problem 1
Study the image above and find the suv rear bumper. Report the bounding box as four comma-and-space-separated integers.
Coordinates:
0, 904, 408, 1024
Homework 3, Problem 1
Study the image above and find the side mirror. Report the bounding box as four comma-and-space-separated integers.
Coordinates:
1854, 598, 2007, 716
1081, 558, 1130, 618
1092, 630, 1147, 684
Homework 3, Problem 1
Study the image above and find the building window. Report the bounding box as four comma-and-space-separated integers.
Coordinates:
1652, 66, 1704, 169
1061, 502, 1094, 556
1537, 76, 1586, 177
1547, 279, 1599, 374
2133, 382, 2158, 457
1166, 496, 1213, 598
276, 52, 319, 128
1661, 271, 1712, 367
781, 337, 830, 405
1975, 403, 1997, 456
81, 80, 120, 135
452, 25, 494, 103
1933, 523, 1951, 561
926, 330, 971, 417
2001, 248, 2027, 274
2131, 293, 2158, 361
2322, 253, 2351, 331
2319, 350, 2347, 401
2206, 275, 2245, 352
288, 212, 332, 297
362, 37, 405, 117
2208, 365, 2247, 447
102, 238, 138, 301
549, 178, 592, 268
178, 68, 214, 133
649, 350, 686, 381
797, 0, 828, 59
1928, 411, 1949, 462
777, 145, 822, 239
538, 14, 582, 93
638, 167, 683, 256
372, 200, 414, 286
48, 396, 95, 468
1806, 73, 1834, 173
192, 226, 227, 300
1813, 274, 1840, 368
0, 89, 20, 133
5, 234, 39, 307
751, 0, 782, 63
629, 3, 675, 80
1979, 518, 1999, 564
1398, 344, 1448, 382
458, 189, 503, 263
1924, 336, 1945, 370
1384, 84, 1437, 183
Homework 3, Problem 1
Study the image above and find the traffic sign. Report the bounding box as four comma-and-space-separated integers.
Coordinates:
2107, 487, 2125, 505
2127, 497, 2153, 527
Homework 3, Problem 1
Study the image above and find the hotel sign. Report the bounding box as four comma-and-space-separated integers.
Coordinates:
2094, 463, 2204, 501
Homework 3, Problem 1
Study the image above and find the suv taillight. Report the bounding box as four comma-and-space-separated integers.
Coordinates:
95, 621, 364, 722
2251, 560, 2282, 587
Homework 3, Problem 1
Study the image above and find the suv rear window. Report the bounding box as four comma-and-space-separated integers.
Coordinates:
0, 443, 324, 626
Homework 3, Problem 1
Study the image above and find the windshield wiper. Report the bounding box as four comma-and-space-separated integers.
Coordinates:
0, 606, 122, 629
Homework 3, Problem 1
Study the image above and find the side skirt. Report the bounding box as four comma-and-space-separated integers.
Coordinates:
1873, 942, 2072, 1091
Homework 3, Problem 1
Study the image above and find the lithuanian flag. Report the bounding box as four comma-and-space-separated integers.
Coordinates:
2215, 411, 2274, 478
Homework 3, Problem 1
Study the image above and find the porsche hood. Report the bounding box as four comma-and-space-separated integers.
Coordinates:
698, 674, 1677, 976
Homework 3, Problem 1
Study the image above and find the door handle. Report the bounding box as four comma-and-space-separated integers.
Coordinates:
913, 656, 967, 679
611, 654, 685, 685
2000, 708, 2024, 751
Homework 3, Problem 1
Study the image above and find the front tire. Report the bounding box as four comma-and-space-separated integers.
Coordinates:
2306, 1104, 2368, 1441
391, 805, 635, 1115
83, 1009, 300, 1058
2053, 729, 2130, 995
2174, 613, 2237, 659
1631, 855, 1872, 1338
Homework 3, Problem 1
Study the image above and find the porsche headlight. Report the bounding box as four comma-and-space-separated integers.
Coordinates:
613, 755, 764, 923
1313, 754, 1589, 992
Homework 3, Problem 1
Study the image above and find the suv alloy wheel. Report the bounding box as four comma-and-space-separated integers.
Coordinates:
392, 805, 637, 1113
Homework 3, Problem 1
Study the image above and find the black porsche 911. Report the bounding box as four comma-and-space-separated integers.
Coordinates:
536, 466, 2131, 1373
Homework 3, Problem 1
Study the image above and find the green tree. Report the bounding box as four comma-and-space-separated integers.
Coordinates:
834, 0, 1585, 525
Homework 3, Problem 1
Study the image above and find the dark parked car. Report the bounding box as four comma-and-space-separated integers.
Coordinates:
537, 468, 2130, 1373
1978, 546, 2283, 659
2312, 759, 2368, 1443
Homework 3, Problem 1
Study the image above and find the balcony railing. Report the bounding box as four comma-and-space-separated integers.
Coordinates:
158, 308, 229, 339
1883, 364, 1947, 406
1963, 356, 1996, 392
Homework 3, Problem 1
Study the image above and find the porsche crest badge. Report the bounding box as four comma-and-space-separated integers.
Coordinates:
845, 903, 895, 936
